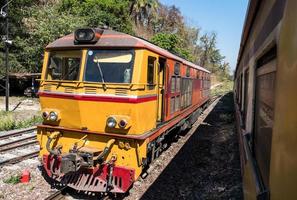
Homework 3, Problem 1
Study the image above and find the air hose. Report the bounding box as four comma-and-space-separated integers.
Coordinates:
46, 132, 62, 156
96, 139, 115, 163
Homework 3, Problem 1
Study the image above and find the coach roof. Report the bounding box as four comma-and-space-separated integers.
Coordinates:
46, 29, 210, 73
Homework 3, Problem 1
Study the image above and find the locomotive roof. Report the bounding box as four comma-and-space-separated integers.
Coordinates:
46, 29, 210, 73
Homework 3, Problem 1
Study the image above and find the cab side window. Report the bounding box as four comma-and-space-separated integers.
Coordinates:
170, 63, 181, 114
147, 56, 156, 86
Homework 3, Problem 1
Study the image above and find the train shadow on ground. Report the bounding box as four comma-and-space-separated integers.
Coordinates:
140, 92, 243, 200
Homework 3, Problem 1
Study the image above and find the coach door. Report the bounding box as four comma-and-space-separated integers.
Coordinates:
157, 57, 166, 123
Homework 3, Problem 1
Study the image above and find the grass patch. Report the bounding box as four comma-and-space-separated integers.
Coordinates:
0, 111, 42, 131
211, 81, 234, 97
3, 175, 21, 184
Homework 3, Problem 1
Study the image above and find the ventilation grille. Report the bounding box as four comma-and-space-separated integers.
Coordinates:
64, 87, 74, 94
85, 88, 97, 94
115, 88, 128, 96
43, 84, 52, 92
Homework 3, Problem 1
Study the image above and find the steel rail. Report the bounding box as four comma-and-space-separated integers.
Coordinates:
0, 127, 37, 139
0, 135, 36, 148
0, 150, 39, 165
44, 187, 67, 200
0, 140, 38, 152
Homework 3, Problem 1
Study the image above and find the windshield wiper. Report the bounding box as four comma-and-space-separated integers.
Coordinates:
96, 62, 107, 90
96, 62, 105, 83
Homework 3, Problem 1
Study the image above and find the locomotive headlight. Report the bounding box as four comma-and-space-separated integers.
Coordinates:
49, 111, 58, 121
106, 117, 117, 128
75, 29, 94, 41
42, 111, 49, 119
74, 28, 101, 44
119, 119, 127, 128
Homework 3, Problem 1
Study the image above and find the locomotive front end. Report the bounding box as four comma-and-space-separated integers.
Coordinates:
37, 28, 157, 193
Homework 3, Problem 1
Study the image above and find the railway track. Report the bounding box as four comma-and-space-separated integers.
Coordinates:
0, 127, 39, 165
44, 189, 66, 200
126, 95, 223, 199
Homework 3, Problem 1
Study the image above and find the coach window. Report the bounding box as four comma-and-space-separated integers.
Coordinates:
236, 75, 240, 102
181, 78, 193, 108
171, 77, 176, 93
171, 63, 180, 94
170, 62, 181, 114
176, 77, 181, 92
202, 72, 206, 89
253, 45, 277, 190
147, 56, 156, 87
239, 73, 243, 108
174, 62, 180, 75
186, 67, 190, 77
243, 69, 249, 127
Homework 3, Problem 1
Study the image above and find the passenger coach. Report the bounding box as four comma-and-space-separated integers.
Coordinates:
37, 28, 210, 193
234, 0, 297, 199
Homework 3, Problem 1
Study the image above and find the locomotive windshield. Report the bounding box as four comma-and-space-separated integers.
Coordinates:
84, 50, 134, 83
46, 50, 81, 81
45, 49, 134, 83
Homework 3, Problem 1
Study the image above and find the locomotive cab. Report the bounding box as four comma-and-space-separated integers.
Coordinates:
41, 49, 140, 131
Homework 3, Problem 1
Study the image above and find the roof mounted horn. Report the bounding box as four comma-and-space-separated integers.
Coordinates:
74, 28, 103, 44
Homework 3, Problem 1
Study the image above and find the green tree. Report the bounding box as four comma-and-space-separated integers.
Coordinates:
0, 0, 133, 76
151, 4, 183, 34
14, 4, 86, 73
60, 0, 133, 33
197, 32, 231, 80
129, 0, 159, 26
0, 0, 232, 81
151, 33, 193, 61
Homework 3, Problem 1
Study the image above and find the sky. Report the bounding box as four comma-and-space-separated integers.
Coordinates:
160, 0, 249, 71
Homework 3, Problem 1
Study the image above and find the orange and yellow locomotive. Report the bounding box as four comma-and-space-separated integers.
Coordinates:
37, 28, 210, 193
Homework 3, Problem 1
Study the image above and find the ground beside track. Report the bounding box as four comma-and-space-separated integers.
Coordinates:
127, 92, 243, 200
0, 96, 41, 131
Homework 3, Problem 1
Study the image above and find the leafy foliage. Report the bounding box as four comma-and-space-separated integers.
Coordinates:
60, 0, 132, 33
17, 5, 87, 73
0, 111, 42, 131
130, 0, 159, 27
0, 0, 232, 80
211, 81, 234, 97
151, 33, 193, 61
